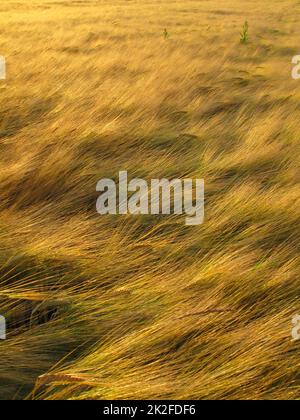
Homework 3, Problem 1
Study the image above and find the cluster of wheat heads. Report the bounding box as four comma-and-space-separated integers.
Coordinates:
0, 0, 299, 400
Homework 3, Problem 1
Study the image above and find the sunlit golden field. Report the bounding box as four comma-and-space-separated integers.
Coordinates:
0, 0, 300, 400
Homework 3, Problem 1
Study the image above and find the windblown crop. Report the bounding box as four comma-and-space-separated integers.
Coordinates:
0, 0, 299, 400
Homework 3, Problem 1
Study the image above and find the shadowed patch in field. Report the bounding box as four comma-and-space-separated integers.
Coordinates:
0, 98, 56, 138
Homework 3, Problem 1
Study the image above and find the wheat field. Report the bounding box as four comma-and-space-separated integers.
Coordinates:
0, 0, 299, 400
